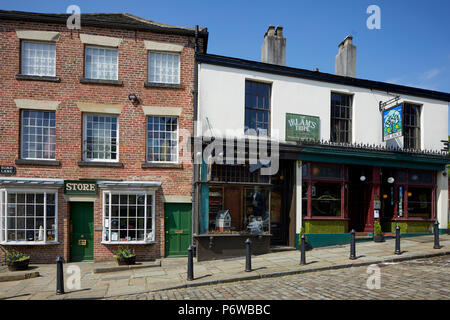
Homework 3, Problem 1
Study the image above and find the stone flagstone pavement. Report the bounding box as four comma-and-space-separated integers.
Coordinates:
0, 234, 449, 300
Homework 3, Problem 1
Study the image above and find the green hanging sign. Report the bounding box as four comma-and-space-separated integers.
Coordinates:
64, 180, 97, 195
286, 113, 320, 142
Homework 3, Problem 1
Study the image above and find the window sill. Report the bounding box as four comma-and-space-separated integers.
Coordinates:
78, 161, 123, 167
0, 241, 59, 246
144, 82, 183, 89
101, 241, 156, 245
141, 162, 183, 169
15, 159, 60, 166
15, 74, 60, 82
79, 77, 124, 86
302, 217, 349, 221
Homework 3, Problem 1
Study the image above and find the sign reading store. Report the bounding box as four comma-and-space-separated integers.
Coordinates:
64, 180, 97, 195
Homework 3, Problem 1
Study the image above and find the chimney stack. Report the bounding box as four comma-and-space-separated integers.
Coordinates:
335, 35, 356, 77
261, 25, 286, 66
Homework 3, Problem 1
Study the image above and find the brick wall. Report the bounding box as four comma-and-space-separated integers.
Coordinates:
0, 19, 203, 263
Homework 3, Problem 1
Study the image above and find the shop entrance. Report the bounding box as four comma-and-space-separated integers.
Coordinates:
348, 166, 372, 232
70, 202, 94, 262
270, 160, 295, 246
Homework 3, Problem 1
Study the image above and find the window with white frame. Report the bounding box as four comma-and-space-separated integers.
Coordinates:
83, 114, 118, 161
148, 52, 180, 84
102, 191, 154, 243
21, 110, 56, 160
147, 116, 178, 162
85, 46, 118, 80
21, 41, 56, 76
0, 190, 57, 243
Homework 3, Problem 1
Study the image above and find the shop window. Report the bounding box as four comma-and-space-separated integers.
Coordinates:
407, 187, 432, 219
403, 103, 421, 150
0, 190, 57, 243
330, 92, 352, 143
21, 110, 56, 160
21, 41, 56, 76
408, 171, 432, 184
211, 164, 270, 184
148, 52, 180, 84
83, 114, 118, 161
147, 116, 178, 162
103, 191, 154, 243
85, 46, 118, 80
245, 80, 270, 136
311, 182, 341, 217
244, 188, 270, 233
311, 163, 341, 179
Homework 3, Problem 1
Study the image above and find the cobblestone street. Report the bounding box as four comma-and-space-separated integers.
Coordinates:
109, 255, 450, 300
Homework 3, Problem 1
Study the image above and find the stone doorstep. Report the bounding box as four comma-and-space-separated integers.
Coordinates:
0, 271, 40, 283
93, 260, 161, 274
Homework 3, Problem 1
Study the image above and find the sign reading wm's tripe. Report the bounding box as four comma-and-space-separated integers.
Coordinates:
64, 180, 97, 195
285, 113, 320, 142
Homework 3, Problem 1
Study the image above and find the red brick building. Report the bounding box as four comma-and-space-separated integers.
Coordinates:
0, 10, 208, 263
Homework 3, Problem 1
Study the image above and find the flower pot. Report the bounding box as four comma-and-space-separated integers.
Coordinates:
373, 234, 385, 242
7, 258, 30, 271
116, 255, 136, 265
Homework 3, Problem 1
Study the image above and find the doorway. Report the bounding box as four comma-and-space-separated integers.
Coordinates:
70, 202, 94, 262
164, 203, 192, 257
348, 166, 372, 232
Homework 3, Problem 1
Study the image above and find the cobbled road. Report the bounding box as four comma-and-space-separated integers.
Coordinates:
108, 255, 450, 300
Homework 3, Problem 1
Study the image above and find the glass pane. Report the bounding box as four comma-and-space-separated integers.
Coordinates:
311, 182, 341, 217
407, 187, 432, 218
311, 163, 341, 179
408, 171, 433, 184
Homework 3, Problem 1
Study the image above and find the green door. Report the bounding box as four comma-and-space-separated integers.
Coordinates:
165, 203, 192, 257
70, 202, 94, 262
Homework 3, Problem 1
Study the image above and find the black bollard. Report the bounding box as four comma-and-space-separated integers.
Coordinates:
349, 229, 356, 260
300, 234, 306, 265
187, 245, 194, 281
56, 256, 65, 295
395, 225, 401, 255
245, 238, 252, 272
433, 221, 441, 249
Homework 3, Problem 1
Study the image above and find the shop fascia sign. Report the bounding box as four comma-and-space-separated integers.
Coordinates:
383, 104, 403, 141
286, 113, 320, 142
64, 180, 97, 195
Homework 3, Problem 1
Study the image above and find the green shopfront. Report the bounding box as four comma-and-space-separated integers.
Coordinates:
293, 142, 449, 249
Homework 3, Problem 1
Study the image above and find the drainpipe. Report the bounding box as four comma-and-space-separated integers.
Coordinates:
192, 25, 200, 244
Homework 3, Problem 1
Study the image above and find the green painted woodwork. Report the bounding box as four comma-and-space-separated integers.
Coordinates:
70, 202, 94, 262
164, 203, 192, 257
304, 220, 348, 233
384, 221, 433, 233
296, 233, 351, 249
297, 145, 447, 171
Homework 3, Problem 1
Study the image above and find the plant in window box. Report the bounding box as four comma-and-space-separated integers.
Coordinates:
114, 246, 136, 265
373, 221, 385, 242
6, 250, 31, 271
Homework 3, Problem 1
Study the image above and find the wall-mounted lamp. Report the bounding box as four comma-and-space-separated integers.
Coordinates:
387, 177, 395, 184
360, 175, 366, 182
443, 170, 448, 177
128, 93, 140, 104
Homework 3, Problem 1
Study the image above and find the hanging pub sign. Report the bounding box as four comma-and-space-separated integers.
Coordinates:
0, 165, 16, 175
64, 180, 97, 195
285, 113, 320, 142
383, 104, 402, 140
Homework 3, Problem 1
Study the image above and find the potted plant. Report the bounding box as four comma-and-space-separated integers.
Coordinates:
299, 227, 312, 251
6, 250, 30, 271
373, 221, 385, 242
114, 247, 136, 265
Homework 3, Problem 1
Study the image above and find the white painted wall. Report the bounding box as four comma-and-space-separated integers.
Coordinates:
198, 63, 449, 152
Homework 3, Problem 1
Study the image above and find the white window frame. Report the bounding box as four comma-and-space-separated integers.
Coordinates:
146, 115, 179, 164
21, 40, 56, 77
82, 113, 119, 162
84, 45, 118, 81
148, 51, 180, 85
101, 190, 155, 245
20, 109, 56, 161
0, 188, 58, 245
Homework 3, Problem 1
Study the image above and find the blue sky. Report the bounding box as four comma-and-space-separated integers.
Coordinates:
2, 0, 450, 131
